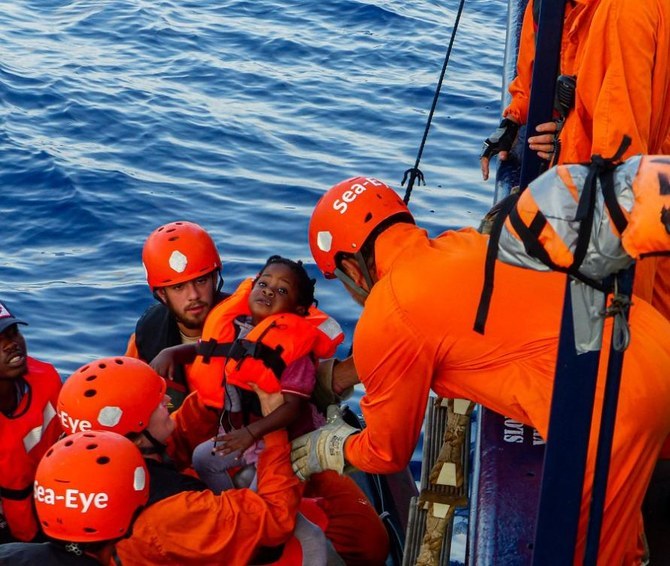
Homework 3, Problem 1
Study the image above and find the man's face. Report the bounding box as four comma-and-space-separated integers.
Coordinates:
156, 273, 217, 334
0, 324, 28, 380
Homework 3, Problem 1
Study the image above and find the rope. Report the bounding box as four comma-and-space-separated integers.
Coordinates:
402, 0, 467, 205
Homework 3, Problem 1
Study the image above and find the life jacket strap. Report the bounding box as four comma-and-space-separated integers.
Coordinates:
197, 338, 287, 379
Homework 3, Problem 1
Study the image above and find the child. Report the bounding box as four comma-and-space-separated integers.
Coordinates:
191, 255, 337, 491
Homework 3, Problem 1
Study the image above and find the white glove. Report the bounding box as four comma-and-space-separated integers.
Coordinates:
290, 405, 358, 481
311, 359, 354, 413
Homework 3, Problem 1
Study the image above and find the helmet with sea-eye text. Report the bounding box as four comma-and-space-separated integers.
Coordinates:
34, 430, 149, 542
308, 177, 413, 278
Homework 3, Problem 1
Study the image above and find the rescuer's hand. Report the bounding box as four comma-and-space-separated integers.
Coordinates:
480, 117, 520, 180
290, 405, 358, 481
527, 121, 558, 161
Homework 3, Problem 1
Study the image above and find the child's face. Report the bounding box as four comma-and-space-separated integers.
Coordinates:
249, 263, 306, 324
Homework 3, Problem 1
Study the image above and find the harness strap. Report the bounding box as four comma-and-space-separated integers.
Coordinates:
573, 136, 631, 271
508, 206, 607, 291
474, 192, 521, 334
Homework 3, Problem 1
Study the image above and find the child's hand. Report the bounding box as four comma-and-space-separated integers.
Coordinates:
214, 427, 256, 456
150, 347, 178, 381
150, 344, 197, 381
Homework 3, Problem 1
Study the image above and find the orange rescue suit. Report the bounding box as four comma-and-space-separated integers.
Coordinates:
115, 430, 301, 565
346, 223, 670, 565
0, 358, 62, 541
505, 0, 670, 162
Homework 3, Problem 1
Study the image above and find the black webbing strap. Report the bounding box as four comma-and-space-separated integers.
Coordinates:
196, 337, 286, 379
197, 338, 235, 364
474, 192, 521, 334
599, 167, 628, 236
508, 205, 607, 292
573, 136, 631, 271
0, 484, 32, 500
512, 207, 556, 268
659, 168, 670, 196
572, 160, 601, 268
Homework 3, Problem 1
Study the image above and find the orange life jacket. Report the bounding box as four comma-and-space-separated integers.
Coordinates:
499, 152, 670, 276
0, 358, 62, 541
476, 150, 670, 336
189, 278, 344, 407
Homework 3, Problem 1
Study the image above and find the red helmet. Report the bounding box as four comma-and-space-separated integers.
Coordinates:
308, 177, 412, 278
34, 430, 149, 542
142, 221, 222, 290
58, 357, 166, 436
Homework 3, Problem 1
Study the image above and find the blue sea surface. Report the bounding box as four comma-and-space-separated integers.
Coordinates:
1, 0, 507, 557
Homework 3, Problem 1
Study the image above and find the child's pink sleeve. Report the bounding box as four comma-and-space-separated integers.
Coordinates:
279, 355, 316, 398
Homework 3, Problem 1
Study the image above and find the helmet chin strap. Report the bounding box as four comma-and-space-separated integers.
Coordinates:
140, 429, 167, 455
333, 252, 374, 299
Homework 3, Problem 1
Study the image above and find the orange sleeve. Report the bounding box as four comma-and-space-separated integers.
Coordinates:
503, 0, 535, 125
124, 333, 139, 358
116, 431, 301, 565
166, 391, 220, 470
588, 0, 654, 156
344, 293, 433, 474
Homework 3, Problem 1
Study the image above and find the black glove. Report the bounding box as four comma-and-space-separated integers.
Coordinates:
480, 118, 520, 159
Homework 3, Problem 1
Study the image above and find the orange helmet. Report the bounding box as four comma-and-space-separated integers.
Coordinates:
308, 177, 412, 278
142, 221, 222, 290
58, 356, 166, 436
34, 430, 149, 542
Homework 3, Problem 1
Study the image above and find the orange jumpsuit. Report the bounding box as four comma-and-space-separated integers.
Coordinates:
505, 0, 670, 161
345, 223, 670, 564
504, 0, 670, 321
504, 0, 596, 128
116, 430, 302, 565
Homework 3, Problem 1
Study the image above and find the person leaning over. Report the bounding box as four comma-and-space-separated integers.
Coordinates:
125, 220, 228, 410
291, 176, 670, 565
0, 300, 62, 544
0, 430, 149, 565
56, 356, 303, 566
